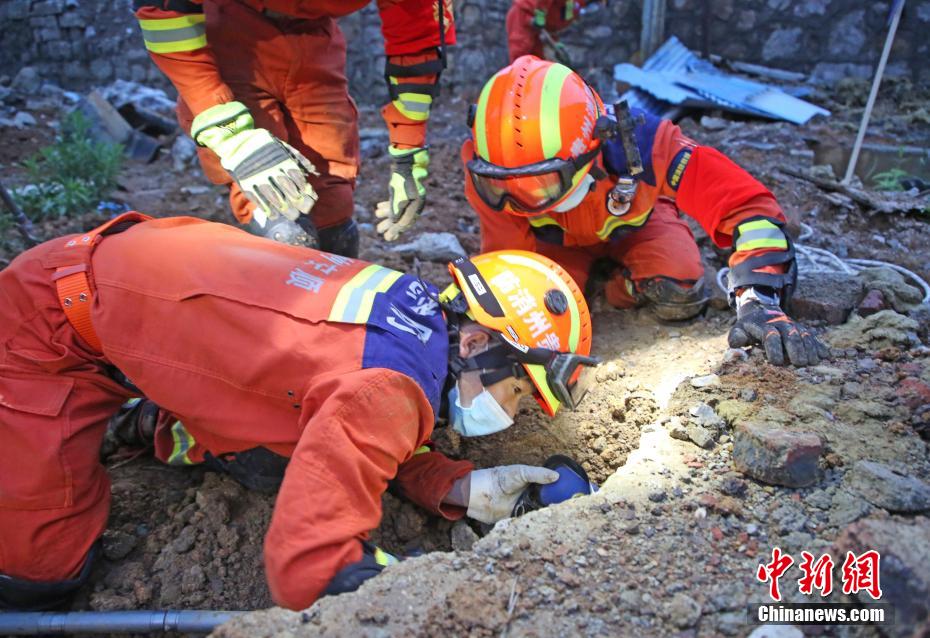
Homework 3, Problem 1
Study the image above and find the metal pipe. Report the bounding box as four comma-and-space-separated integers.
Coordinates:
0, 610, 247, 635
842, 0, 906, 185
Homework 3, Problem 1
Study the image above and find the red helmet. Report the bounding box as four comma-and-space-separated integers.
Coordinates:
468, 55, 605, 216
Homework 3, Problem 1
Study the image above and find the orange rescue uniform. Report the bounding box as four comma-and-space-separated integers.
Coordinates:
135, 0, 455, 226
463, 117, 787, 308
505, 0, 585, 62
0, 216, 471, 610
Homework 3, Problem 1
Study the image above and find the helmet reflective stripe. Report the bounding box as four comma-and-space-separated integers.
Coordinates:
497, 253, 580, 352
474, 70, 504, 161
526, 364, 561, 415
539, 63, 573, 159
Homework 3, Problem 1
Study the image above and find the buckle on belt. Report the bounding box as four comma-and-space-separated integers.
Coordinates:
52, 262, 100, 351
49, 212, 151, 351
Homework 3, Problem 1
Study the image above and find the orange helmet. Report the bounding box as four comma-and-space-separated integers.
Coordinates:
467, 55, 605, 216
443, 250, 597, 416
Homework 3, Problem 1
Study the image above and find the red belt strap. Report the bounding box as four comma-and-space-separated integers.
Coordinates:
52, 212, 152, 351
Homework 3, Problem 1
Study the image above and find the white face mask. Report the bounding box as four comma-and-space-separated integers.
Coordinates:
448, 383, 514, 437
551, 173, 594, 213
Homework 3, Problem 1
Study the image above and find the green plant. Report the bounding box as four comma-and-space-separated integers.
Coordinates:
871, 167, 910, 192
12, 110, 123, 220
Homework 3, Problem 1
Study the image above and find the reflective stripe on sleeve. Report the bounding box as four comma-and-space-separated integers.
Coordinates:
389, 78, 433, 122
138, 14, 207, 54
328, 265, 404, 324
735, 219, 788, 252
166, 420, 196, 466
373, 547, 399, 567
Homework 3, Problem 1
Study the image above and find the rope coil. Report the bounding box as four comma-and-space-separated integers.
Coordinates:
716, 223, 930, 304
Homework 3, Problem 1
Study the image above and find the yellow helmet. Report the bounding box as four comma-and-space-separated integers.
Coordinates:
444, 250, 597, 416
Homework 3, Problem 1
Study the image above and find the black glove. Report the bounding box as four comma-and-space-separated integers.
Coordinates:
728, 292, 828, 367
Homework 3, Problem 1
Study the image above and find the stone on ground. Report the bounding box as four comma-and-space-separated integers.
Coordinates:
687, 423, 715, 449
858, 266, 924, 313
690, 374, 720, 388
664, 592, 702, 628
732, 423, 822, 487
11, 66, 41, 95
390, 232, 466, 262
836, 517, 930, 638
792, 271, 861, 325
844, 460, 930, 513
450, 520, 479, 551
857, 288, 887, 316
828, 310, 919, 350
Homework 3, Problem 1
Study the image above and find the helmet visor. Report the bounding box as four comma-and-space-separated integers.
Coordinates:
495, 334, 601, 415
545, 352, 599, 411
467, 146, 600, 214
470, 170, 569, 213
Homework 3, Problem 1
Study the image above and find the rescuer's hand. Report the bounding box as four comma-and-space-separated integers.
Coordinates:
548, 40, 572, 67
192, 101, 319, 221
375, 146, 429, 242
728, 290, 828, 367
466, 465, 559, 524
532, 8, 547, 28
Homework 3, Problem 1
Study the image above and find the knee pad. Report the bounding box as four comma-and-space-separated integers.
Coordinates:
638, 277, 708, 321
246, 214, 319, 249
318, 219, 359, 259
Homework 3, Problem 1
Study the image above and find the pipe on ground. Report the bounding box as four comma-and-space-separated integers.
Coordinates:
0, 610, 247, 635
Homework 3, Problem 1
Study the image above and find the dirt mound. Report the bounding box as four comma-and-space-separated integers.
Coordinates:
79, 468, 275, 612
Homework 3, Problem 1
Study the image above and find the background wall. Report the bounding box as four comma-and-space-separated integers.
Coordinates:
1, 0, 927, 104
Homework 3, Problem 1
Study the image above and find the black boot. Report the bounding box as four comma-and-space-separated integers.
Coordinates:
100, 399, 158, 460
318, 219, 359, 258
246, 214, 320, 248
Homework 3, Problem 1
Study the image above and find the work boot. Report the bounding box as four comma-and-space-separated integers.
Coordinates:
100, 398, 158, 460
318, 219, 359, 258
246, 212, 320, 248
637, 277, 708, 322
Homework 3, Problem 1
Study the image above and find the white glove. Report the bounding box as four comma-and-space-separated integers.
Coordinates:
466, 465, 559, 524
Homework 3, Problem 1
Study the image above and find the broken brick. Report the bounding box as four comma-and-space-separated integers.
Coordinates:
732, 422, 823, 488
896, 378, 930, 411
857, 289, 888, 317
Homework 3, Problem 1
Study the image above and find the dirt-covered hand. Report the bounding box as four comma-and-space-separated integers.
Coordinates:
728, 296, 828, 367
375, 146, 429, 242
466, 465, 559, 524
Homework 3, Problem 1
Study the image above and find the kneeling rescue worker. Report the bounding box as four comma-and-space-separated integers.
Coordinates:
0, 213, 597, 611
462, 56, 828, 366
